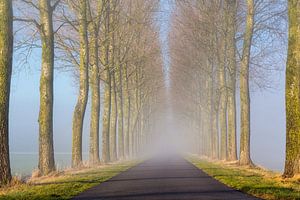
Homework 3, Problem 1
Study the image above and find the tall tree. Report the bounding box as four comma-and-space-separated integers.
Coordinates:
283, 0, 300, 178
88, 0, 102, 165
239, 0, 254, 166
0, 0, 13, 185
110, 72, 118, 161
117, 63, 125, 159
38, 0, 58, 175
226, 0, 237, 161
218, 37, 228, 161
72, 0, 89, 167
102, 0, 112, 163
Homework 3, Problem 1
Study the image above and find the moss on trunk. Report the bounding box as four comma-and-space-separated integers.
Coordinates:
38, 0, 56, 175
72, 0, 89, 168
226, 0, 238, 162
0, 0, 13, 185
239, 0, 254, 166
283, 0, 300, 178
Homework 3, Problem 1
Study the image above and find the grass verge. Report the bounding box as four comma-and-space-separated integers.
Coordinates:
0, 161, 138, 200
187, 155, 300, 200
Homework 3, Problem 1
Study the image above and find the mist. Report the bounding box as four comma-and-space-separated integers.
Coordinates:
7, 0, 287, 174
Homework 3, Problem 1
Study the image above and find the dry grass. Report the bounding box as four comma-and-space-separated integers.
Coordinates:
0, 160, 138, 200
187, 155, 300, 200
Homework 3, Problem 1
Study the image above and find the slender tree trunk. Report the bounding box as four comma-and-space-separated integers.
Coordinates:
218, 43, 227, 161
283, 0, 300, 178
117, 64, 125, 159
89, 19, 100, 165
123, 65, 130, 158
133, 68, 139, 157
127, 95, 132, 158
102, 72, 112, 163
38, 0, 55, 175
226, 0, 237, 161
72, 0, 89, 168
239, 0, 254, 166
110, 72, 118, 161
102, 1, 111, 163
209, 60, 218, 159
0, 0, 13, 185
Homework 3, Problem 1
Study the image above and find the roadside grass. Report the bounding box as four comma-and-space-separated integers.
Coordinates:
187, 155, 300, 200
0, 161, 138, 200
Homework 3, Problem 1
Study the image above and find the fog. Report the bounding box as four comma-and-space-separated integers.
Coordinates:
9, 0, 286, 174
9, 66, 286, 171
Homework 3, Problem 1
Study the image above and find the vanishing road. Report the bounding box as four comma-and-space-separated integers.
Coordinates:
73, 156, 260, 200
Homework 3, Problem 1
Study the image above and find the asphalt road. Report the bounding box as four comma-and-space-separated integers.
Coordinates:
72, 155, 261, 200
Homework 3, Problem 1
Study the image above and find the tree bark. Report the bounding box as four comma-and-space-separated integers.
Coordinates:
89, 10, 100, 165
218, 40, 227, 161
117, 64, 125, 159
283, 0, 300, 178
102, 1, 111, 163
123, 64, 130, 158
110, 72, 118, 161
239, 0, 254, 166
102, 72, 112, 163
226, 0, 238, 161
38, 0, 56, 175
72, 0, 89, 168
0, 0, 13, 185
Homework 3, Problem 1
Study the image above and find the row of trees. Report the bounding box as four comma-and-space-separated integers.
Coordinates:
0, 0, 163, 185
170, 0, 299, 178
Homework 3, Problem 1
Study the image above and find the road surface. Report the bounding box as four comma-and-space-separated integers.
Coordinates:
73, 156, 260, 200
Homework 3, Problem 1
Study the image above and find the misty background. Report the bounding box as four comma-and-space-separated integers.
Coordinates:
9, 0, 286, 174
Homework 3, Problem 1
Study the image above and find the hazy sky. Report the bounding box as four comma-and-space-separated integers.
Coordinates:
9, 0, 286, 172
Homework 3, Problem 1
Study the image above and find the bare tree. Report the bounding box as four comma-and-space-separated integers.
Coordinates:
72, 0, 89, 167
239, 0, 254, 166
283, 0, 300, 178
0, 0, 13, 185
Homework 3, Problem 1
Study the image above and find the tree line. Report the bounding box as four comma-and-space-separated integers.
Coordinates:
0, 0, 163, 185
169, 0, 299, 178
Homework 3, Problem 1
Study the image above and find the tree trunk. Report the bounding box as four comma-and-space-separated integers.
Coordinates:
89, 19, 100, 165
117, 64, 125, 159
0, 0, 13, 185
72, 0, 89, 168
239, 0, 254, 166
209, 60, 218, 159
38, 0, 56, 175
102, 73, 112, 163
218, 43, 227, 161
102, 1, 111, 163
226, 0, 238, 161
123, 64, 130, 158
283, 0, 300, 178
110, 72, 118, 161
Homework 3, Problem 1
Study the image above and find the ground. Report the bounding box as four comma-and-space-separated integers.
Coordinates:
0, 161, 137, 200
187, 155, 300, 200
1, 156, 299, 200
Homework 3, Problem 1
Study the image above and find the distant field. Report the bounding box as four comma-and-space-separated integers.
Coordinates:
187, 155, 300, 200
10, 153, 89, 176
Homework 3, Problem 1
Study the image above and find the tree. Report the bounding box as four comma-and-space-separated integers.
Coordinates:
0, 0, 13, 185
72, 0, 89, 167
38, 0, 59, 175
283, 0, 300, 178
239, 0, 254, 166
102, 0, 112, 163
226, 0, 238, 161
88, 0, 102, 166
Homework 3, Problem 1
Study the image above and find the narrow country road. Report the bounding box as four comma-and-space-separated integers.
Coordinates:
72, 156, 260, 200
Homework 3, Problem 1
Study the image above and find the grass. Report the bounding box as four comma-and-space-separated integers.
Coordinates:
187, 155, 300, 200
0, 161, 138, 200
